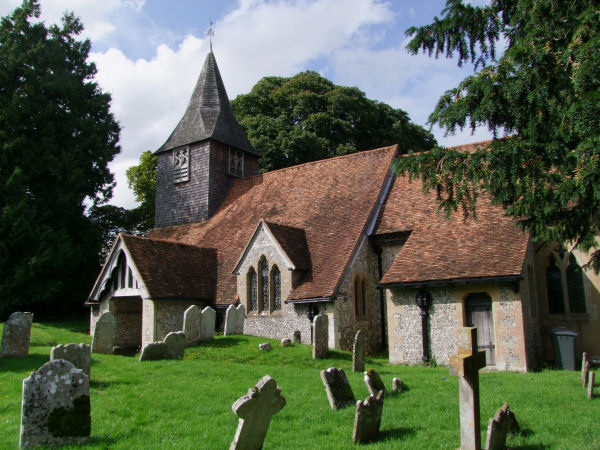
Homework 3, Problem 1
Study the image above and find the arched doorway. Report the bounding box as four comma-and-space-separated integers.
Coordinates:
465, 293, 495, 366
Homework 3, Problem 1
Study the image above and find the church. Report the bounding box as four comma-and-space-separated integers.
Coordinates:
87, 51, 600, 371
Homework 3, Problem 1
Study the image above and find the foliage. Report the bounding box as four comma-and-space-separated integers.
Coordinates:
0, 1, 120, 318
232, 71, 436, 172
0, 320, 598, 449
125, 150, 156, 230
397, 0, 600, 269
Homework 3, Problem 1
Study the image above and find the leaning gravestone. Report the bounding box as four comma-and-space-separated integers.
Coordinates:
312, 313, 328, 359
50, 344, 91, 377
91, 311, 116, 354
320, 367, 355, 410
1, 312, 34, 357
230, 375, 286, 450
449, 327, 486, 450
20, 360, 90, 448
139, 342, 168, 361
183, 305, 202, 346
353, 330, 365, 372
353, 390, 384, 444
484, 403, 520, 450
364, 369, 386, 398
199, 306, 216, 341
164, 331, 186, 359
224, 304, 245, 336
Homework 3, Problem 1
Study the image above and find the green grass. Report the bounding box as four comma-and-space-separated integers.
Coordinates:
0, 321, 599, 449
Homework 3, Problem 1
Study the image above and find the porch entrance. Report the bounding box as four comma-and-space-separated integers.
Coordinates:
110, 296, 143, 354
465, 293, 496, 366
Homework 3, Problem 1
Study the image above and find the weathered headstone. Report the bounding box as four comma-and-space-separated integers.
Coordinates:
224, 304, 245, 336
588, 371, 595, 399
183, 305, 202, 345
312, 313, 328, 359
392, 377, 405, 393
320, 367, 355, 410
1, 312, 34, 357
449, 327, 487, 450
91, 311, 116, 354
280, 338, 291, 347
50, 344, 91, 377
165, 331, 186, 359
199, 306, 216, 341
292, 330, 301, 344
353, 330, 365, 372
139, 342, 168, 361
352, 390, 384, 444
259, 342, 271, 352
364, 369, 386, 398
230, 375, 286, 450
19, 360, 90, 448
582, 360, 590, 387
484, 403, 520, 450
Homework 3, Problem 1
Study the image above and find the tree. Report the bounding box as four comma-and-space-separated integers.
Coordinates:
0, 1, 120, 318
126, 150, 156, 231
231, 71, 436, 172
396, 0, 600, 269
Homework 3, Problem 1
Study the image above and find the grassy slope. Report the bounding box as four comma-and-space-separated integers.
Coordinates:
0, 321, 598, 449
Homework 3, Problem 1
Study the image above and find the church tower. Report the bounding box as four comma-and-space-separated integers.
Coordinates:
154, 51, 259, 228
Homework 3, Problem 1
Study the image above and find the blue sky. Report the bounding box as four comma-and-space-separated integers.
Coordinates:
0, 0, 494, 208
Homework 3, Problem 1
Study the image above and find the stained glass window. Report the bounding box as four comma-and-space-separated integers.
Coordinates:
260, 258, 269, 312
546, 256, 565, 314
567, 254, 586, 313
272, 266, 281, 311
248, 268, 257, 311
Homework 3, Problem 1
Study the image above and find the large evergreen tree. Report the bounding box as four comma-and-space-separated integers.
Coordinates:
231, 71, 436, 172
0, 1, 120, 318
396, 0, 600, 269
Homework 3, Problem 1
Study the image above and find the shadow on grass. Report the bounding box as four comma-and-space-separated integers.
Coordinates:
90, 379, 130, 389
325, 350, 352, 362
378, 426, 417, 441
193, 337, 247, 348
0, 354, 49, 373
84, 435, 118, 447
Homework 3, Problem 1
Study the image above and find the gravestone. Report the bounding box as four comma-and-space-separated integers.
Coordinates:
199, 306, 216, 341
320, 367, 355, 410
224, 304, 245, 336
259, 342, 271, 352
364, 369, 386, 398
165, 331, 186, 359
582, 352, 590, 387
312, 313, 328, 359
353, 330, 365, 372
91, 311, 116, 354
1, 312, 34, 357
20, 360, 90, 448
449, 327, 487, 450
392, 377, 405, 393
183, 305, 202, 345
484, 403, 520, 450
230, 375, 286, 450
292, 330, 301, 344
139, 342, 168, 361
588, 371, 595, 399
50, 344, 91, 377
281, 338, 291, 347
353, 390, 384, 444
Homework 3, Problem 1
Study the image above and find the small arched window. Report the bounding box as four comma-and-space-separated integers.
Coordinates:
354, 275, 367, 320
117, 252, 127, 289
567, 254, 586, 313
260, 258, 269, 312
271, 266, 281, 311
248, 267, 257, 311
546, 256, 565, 314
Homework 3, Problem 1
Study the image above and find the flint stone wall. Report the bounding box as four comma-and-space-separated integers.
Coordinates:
155, 300, 206, 342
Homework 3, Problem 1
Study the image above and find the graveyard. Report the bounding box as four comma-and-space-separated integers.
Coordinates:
0, 320, 598, 449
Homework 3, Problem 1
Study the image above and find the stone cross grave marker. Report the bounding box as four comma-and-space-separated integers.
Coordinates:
224, 304, 245, 336
183, 305, 202, 346
199, 306, 216, 341
20, 360, 90, 448
313, 313, 328, 359
1, 312, 34, 357
588, 371, 595, 399
353, 390, 384, 444
320, 367, 355, 410
484, 403, 520, 450
582, 352, 589, 387
364, 369, 386, 398
292, 330, 301, 344
449, 327, 487, 450
353, 329, 365, 372
50, 344, 91, 377
91, 311, 116, 354
230, 375, 286, 450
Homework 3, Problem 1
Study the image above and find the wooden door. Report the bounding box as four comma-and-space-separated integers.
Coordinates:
466, 293, 495, 366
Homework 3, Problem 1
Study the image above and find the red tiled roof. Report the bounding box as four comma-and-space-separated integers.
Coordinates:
377, 147, 529, 286
264, 221, 311, 271
121, 234, 217, 300
149, 146, 398, 303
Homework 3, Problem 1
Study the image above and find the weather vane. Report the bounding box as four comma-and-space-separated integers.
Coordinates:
207, 19, 215, 51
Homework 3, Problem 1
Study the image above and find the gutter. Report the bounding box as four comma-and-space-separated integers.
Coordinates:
284, 297, 332, 305
379, 274, 523, 289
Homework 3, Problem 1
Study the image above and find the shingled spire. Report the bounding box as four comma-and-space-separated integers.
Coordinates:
156, 51, 256, 155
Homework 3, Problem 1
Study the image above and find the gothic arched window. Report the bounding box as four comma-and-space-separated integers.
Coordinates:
354, 275, 367, 320
271, 266, 281, 311
546, 256, 565, 314
260, 258, 269, 312
248, 268, 257, 312
567, 254, 586, 313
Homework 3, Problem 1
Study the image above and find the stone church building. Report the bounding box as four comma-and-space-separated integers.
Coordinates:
87, 51, 600, 371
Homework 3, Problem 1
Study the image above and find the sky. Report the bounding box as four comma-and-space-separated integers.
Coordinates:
0, 0, 495, 208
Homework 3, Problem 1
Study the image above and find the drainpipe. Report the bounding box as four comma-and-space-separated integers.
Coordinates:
374, 246, 387, 349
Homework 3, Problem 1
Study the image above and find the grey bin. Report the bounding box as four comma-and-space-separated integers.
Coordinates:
550, 328, 578, 370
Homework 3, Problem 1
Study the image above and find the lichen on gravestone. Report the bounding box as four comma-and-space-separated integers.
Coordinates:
1, 311, 34, 357
353, 390, 384, 444
320, 367, 355, 410
364, 368, 386, 398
